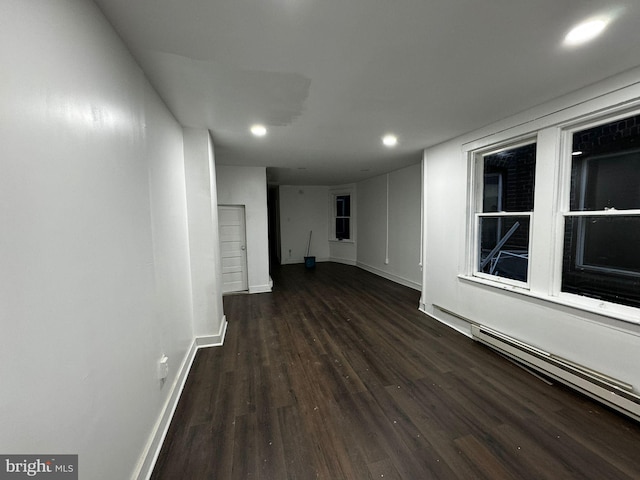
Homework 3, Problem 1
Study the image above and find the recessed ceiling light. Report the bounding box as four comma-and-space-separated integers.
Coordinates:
564, 18, 609, 46
250, 124, 267, 137
382, 134, 398, 147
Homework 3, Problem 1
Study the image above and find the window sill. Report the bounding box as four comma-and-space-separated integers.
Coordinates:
458, 274, 640, 328
329, 239, 355, 244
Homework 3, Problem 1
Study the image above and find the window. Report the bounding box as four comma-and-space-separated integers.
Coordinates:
463, 102, 640, 320
562, 113, 640, 308
335, 194, 351, 240
474, 141, 536, 284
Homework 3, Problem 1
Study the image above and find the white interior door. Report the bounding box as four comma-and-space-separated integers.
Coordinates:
218, 205, 248, 293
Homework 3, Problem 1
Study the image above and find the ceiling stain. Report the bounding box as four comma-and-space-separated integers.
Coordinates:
144, 51, 310, 129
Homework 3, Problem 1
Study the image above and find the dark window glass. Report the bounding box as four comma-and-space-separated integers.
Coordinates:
483, 143, 536, 213
335, 195, 350, 239
478, 216, 530, 282
570, 150, 640, 211
563, 114, 640, 308
336, 218, 350, 240
478, 142, 535, 283
563, 216, 640, 308
336, 195, 350, 217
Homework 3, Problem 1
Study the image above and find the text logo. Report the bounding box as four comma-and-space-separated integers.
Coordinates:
0, 456, 77, 479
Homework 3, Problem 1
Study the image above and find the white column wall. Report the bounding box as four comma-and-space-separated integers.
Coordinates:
183, 128, 225, 338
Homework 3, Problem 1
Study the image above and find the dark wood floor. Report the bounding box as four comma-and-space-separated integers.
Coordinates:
152, 263, 640, 479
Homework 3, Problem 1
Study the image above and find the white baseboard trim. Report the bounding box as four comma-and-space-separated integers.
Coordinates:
356, 262, 421, 291
249, 283, 272, 293
133, 341, 198, 480
135, 316, 228, 480
196, 316, 228, 347
281, 257, 330, 265
418, 305, 473, 338
329, 257, 357, 266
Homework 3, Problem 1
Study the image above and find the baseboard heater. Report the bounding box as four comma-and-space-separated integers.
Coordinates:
471, 324, 640, 422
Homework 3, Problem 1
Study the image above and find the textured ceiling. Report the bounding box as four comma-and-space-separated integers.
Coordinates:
94, 0, 640, 185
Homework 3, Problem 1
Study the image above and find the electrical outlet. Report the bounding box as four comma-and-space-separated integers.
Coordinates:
158, 355, 169, 381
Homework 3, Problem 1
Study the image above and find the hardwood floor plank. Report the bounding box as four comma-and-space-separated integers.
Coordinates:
255, 405, 287, 480
208, 371, 237, 480
152, 263, 640, 479
277, 405, 321, 480
350, 390, 427, 479
231, 413, 259, 479
489, 422, 631, 480
453, 434, 520, 480
367, 457, 403, 480
549, 402, 640, 478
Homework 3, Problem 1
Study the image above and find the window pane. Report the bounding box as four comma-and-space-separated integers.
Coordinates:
478, 216, 530, 282
563, 113, 640, 308
563, 216, 640, 308
571, 114, 640, 211
336, 218, 350, 240
483, 173, 502, 212
336, 195, 350, 217
581, 217, 640, 272
483, 143, 536, 212
570, 151, 640, 211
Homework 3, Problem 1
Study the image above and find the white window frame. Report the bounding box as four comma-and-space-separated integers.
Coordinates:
572, 149, 640, 278
469, 138, 537, 289
329, 187, 355, 243
556, 107, 640, 310
459, 95, 640, 325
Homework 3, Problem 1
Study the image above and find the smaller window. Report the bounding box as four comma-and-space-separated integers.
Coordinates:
335, 195, 351, 240
473, 141, 536, 285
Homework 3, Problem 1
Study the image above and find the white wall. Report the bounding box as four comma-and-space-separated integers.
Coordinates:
0, 1, 197, 479
216, 165, 272, 293
279, 186, 330, 264
183, 128, 225, 338
278, 171, 421, 289
357, 164, 422, 289
279, 184, 358, 266
421, 68, 640, 393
